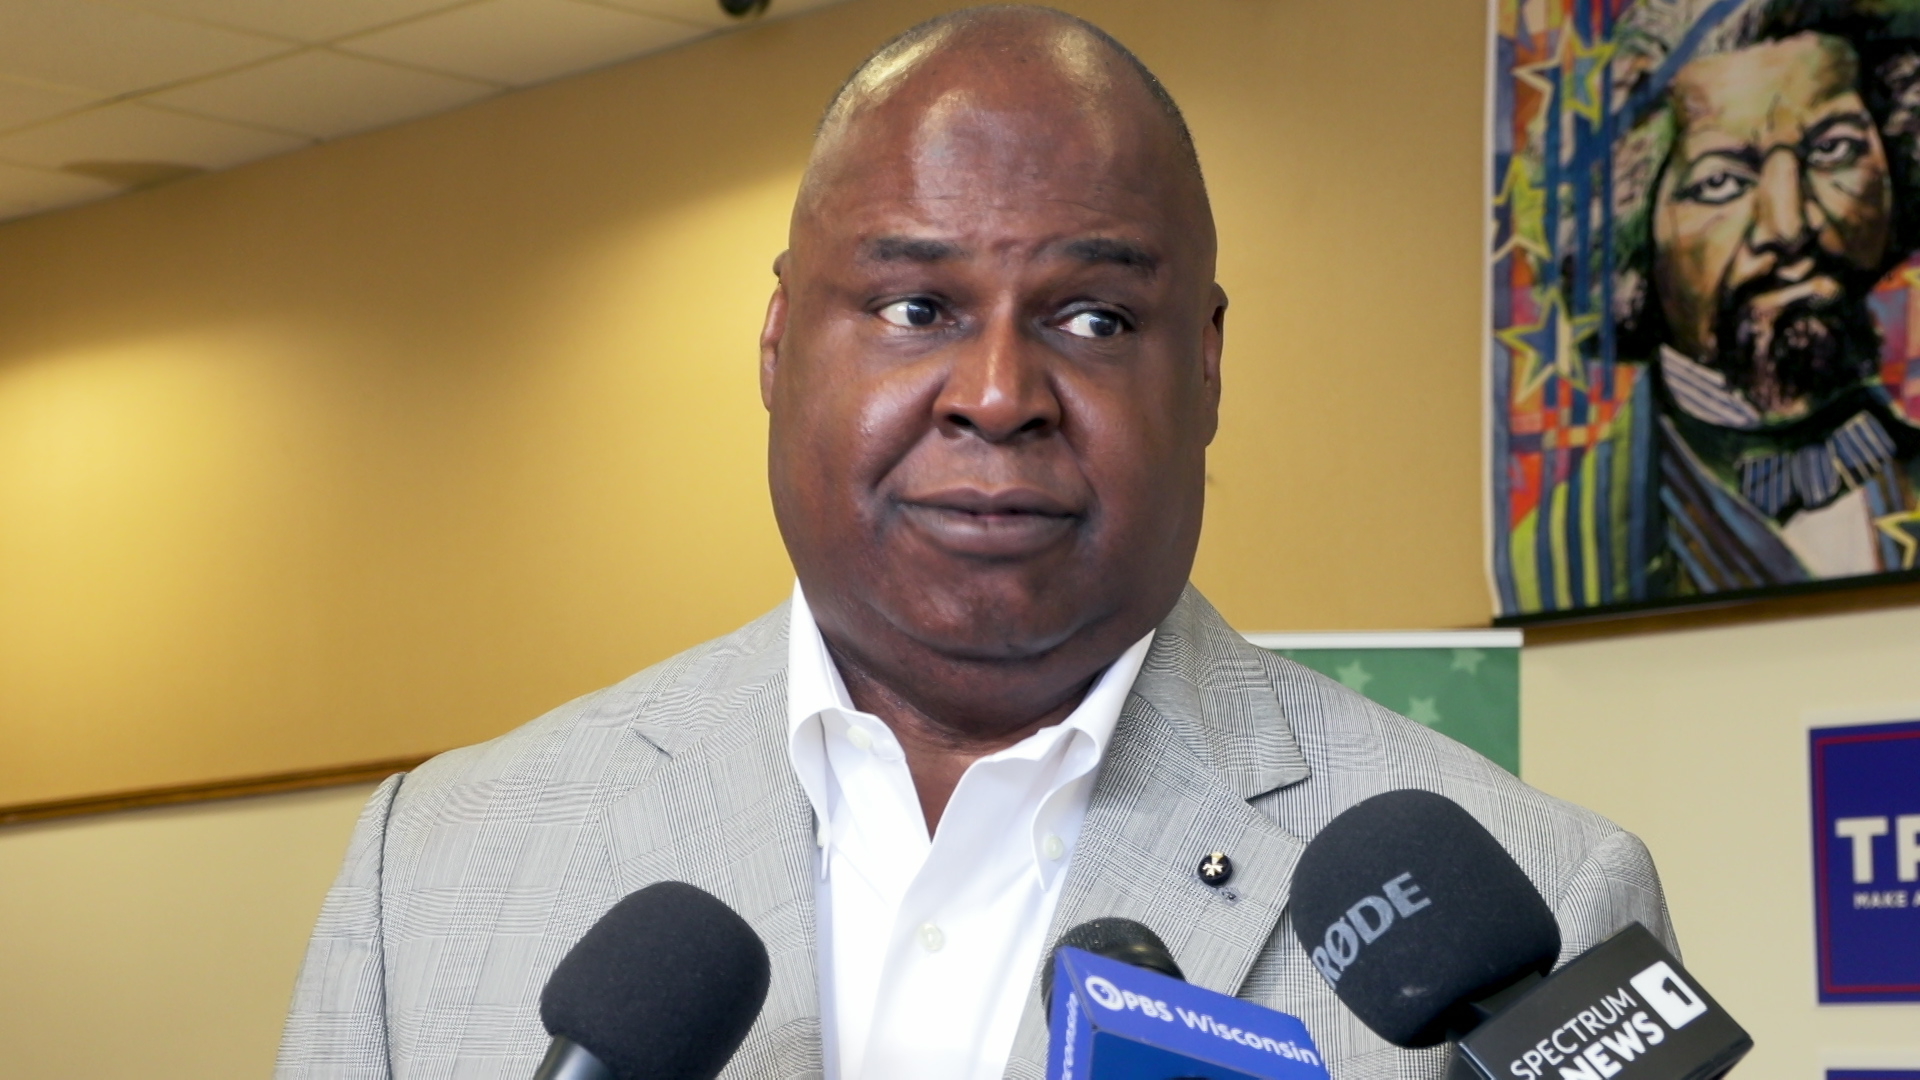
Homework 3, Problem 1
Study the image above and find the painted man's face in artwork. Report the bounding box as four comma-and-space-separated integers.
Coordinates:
1652, 32, 1894, 421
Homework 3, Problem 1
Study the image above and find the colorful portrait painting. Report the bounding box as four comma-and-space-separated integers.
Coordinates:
1490, 0, 1920, 618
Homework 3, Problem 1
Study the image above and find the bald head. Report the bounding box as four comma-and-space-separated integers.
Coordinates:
818, 8, 1201, 175
797, 5, 1211, 246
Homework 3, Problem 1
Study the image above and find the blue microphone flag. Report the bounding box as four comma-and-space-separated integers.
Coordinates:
1048, 947, 1330, 1080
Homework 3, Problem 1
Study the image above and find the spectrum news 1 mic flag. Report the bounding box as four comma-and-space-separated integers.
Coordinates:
1450, 923, 1749, 1080
1048, 946, 1329, 1080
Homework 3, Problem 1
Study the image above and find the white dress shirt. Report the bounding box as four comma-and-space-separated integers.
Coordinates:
784, 583, 1154, 1080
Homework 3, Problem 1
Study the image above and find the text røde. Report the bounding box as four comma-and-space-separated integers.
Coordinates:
1310, 873, 1432, 984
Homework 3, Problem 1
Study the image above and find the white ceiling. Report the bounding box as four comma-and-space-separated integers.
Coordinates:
0, 0, 846, 223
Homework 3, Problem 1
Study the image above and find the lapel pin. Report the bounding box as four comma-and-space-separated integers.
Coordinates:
1197, 851, 1234, 887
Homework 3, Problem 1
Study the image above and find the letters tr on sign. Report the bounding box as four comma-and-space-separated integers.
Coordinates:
1809, 718, 1920, 1003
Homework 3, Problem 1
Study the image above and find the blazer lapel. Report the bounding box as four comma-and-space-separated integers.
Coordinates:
599, 611, 825, 1077
1002, 587, 1312, 1079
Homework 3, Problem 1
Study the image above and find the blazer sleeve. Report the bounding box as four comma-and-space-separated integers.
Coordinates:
1551, 826, 1680, 966
276, 773, 405, 1080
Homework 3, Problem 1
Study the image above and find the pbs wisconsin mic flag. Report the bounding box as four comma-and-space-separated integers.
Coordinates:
1048, 947, 1328, 1080
1244, 631, 1521, 776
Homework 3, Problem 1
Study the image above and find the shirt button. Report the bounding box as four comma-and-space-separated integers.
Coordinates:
846, 726, 873, 751
1043, 834, 1066, 861
918, 922, 945, 952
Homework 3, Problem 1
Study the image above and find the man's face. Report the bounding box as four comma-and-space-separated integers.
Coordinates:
1652, 32, 1892, 420
761, 50, 1223, 680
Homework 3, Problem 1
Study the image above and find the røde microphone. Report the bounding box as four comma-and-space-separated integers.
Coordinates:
533, 881, 772, 1080
1291, 788, 1562, 1046
1292, 790, 1751, 1080
1044, 918, 1328, 1080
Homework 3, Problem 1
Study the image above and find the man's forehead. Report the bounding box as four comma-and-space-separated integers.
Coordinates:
802, 109, 1184, 260
1672, 33, 1864, 132
807, 177, 1180, 267
853, 232, 1161, 275
810, 75, 1186, 209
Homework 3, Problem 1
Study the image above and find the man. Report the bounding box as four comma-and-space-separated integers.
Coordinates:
1611, 1, 1920, 593
278, 8, 1672, 1079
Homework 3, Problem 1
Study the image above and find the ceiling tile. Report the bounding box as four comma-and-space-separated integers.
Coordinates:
0, 160, 119, 221
0, 0, 289, 97
339, 0, 708, 87
0, 78, 95, 134
110, 0, 477, 46
152, 50, 498, 140
0, 101, 308, 173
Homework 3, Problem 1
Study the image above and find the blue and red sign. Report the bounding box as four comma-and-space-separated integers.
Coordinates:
1810, 718, 1920, 1003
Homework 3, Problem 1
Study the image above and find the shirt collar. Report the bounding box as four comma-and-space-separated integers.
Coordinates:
783, 580, 1152, 846
786, 580, 859, 736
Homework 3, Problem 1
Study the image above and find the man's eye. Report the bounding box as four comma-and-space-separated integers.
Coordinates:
1061, 310, 1126, 339
877, 299, 940, 328
1681, 169, 1754, 205
1808, 135, 1866, 169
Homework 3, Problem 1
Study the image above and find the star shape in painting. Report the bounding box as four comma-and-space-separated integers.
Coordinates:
1450, 648, 1486, 675
1492, 155, 1550, 264
1564, 35, 1615, 124
1498, 288, 1599, 396
1334, 660, 1374, 694
1875, 509, 1920, 570
1512, 40, 1561, 105
1407, 697, 1443, 726
1514, 25, 1614, 125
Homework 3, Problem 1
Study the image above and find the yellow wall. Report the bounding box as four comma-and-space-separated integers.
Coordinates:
0, 0, 1491, 807
1526, 610, 1920, 1077
0, 785, 376, 1079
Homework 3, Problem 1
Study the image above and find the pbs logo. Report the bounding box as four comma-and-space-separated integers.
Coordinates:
1084, 976, 1126, 1010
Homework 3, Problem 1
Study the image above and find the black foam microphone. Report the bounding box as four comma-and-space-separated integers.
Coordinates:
1291, 788, 1561, 1046
1040, 916, 1188, 1016
533, 881, 772, 1080
1292, 790, 1751, 1080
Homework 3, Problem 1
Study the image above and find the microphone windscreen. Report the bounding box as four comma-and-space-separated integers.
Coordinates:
1290, 789, 1560, 1048
1041, 916, 1185, 1015
539, 881, 772, 1080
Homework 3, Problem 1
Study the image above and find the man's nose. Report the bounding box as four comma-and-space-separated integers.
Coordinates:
1750, 148, 1814, 258
932, 308, 1062, 442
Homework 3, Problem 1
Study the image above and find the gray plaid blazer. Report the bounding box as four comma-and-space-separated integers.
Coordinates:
276, 586, 1674, 1080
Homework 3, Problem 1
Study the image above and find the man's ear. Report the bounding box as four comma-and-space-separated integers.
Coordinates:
760, 252, 790, 411
1200, 282, 1228, 443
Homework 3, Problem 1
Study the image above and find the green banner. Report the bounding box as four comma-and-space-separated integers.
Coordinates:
1247, 633, 1521, 776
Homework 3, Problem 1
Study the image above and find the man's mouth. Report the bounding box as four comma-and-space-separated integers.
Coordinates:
896, 487, 1082, 558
